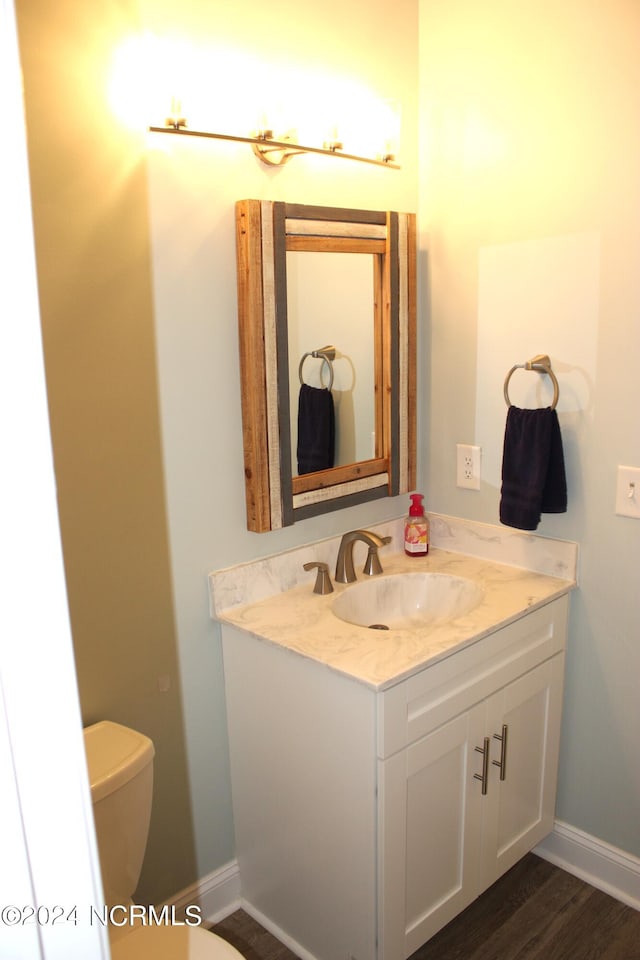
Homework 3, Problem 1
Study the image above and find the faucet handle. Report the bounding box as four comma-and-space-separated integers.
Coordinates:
303, 561, 334, 595
362, 536, 392, 577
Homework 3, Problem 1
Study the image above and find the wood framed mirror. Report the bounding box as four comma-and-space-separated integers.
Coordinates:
235, 200, 416, 532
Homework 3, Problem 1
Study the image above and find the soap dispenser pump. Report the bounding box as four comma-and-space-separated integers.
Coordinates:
404, 493, 429, 557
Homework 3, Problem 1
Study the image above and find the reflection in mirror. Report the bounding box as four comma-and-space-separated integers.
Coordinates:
287, 252, 375, 472
235, 200, 416, 532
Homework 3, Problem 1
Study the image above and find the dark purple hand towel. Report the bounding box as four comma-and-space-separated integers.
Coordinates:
297, 383, 335, 475
500, 406, 567, 531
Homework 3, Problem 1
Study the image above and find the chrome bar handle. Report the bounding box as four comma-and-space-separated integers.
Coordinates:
474, 737, 490, 795
492, 724, 508, 781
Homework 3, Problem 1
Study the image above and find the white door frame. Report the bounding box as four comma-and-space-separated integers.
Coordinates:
0, 2, 108, 957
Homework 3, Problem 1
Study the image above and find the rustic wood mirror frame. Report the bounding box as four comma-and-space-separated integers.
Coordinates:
235, 200, 416, 532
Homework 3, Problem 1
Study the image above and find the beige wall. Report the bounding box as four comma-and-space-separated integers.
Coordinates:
15, 0, 198, 903
17, 0, 420, 904
420, 0, 640, 856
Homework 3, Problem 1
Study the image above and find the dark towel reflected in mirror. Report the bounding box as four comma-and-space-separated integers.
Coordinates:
297, 384, 335, 475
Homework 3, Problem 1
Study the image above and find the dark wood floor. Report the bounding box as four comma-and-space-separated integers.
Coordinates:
210, 854, 640, 960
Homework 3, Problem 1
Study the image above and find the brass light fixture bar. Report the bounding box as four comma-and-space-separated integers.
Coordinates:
148, 122, 400, 169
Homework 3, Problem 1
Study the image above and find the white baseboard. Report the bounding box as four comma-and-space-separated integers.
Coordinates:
240, 900, 320, 960
166, 859, 242, 925
165, 865, 319, 958
534, 820, 640, 911
166, 823, 639, 937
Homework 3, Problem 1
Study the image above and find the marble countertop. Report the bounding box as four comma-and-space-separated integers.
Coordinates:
214, 546, 575, 690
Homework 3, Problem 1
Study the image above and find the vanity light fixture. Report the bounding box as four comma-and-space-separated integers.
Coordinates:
149, 118, 400, 169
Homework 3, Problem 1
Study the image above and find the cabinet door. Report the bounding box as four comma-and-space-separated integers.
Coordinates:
480, 654, 565, 889
379, 703, 486, 960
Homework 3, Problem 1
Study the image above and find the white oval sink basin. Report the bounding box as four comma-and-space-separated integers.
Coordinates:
332, 572, 483, 631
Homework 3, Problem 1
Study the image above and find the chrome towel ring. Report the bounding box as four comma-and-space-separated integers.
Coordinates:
298, 345, 336, 391
503, 354, 559, 410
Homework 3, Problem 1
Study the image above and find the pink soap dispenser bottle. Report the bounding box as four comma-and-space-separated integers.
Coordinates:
404, 493, 429, 557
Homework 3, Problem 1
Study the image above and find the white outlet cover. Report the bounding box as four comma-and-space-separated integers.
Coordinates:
456, 443, 481, 490
615, 465, 640, 519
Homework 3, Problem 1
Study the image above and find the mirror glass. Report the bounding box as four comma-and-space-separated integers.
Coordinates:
287, 251, 375, 472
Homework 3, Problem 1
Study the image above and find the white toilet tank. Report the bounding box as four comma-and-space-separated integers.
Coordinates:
83, 721, 155, 908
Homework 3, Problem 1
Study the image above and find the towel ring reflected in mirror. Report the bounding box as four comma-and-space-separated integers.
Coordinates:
298, 345, 336, 392
503, 354, 559, 410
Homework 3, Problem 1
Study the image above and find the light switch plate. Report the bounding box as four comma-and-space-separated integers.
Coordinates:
615, 465, 640, 519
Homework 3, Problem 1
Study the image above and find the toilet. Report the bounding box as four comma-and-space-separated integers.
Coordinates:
84, 721, 243, 960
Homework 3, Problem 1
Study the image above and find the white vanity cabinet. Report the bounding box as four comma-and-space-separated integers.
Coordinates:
379, 607, 566, 957
221, 594, 568, 960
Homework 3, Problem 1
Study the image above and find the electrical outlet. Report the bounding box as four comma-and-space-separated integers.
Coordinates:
457, 443, 481, 490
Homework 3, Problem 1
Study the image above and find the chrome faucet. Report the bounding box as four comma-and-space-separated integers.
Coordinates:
335, 530, 392, 584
